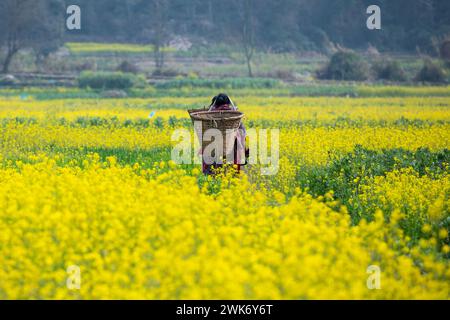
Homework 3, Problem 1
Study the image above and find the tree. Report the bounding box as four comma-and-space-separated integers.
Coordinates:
0, 0, 33, 73
232, 0, 256, 77
318, 51, 369, 81
150, 0, 170, 72
32, 0, 65, 69
0, 0, 64, 73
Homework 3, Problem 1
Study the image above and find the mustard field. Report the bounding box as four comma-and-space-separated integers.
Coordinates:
0, 88, 448, 299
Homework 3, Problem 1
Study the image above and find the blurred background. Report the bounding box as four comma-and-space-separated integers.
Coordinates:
0, 0, 449, 88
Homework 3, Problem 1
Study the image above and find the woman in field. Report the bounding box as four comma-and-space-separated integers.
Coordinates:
203, 93, 249, 175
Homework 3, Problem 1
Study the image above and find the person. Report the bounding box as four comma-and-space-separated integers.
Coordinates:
202, 93, 249, 175
208, 93, 235, 112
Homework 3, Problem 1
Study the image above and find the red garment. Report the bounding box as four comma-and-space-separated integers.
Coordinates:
210, 104, 232, 111
202, 103, 244, 175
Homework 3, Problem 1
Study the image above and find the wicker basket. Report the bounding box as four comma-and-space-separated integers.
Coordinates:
189, 110, 244, 161
188, 107, 207, 125
188, 107, 207, 116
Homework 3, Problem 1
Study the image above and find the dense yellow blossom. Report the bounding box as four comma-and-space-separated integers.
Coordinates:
0, 90, 448, 299
0, 96, 449, 124
359, 168, 449, 223
0, 158, 447, 299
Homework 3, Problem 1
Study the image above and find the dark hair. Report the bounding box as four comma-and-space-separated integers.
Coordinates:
211, 93, 231, 106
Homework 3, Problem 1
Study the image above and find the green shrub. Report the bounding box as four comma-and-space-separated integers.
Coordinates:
318, 51, 369, 81
116, 61, 139, 74
152, 68, 186, 77
153, 117, 164, 129
373, 60, 407, 81
155, 77, 282, 89
289, 84, 357, 97
302, 146, 450, 231
78, 72, 146, 90
415, 60, 446, 83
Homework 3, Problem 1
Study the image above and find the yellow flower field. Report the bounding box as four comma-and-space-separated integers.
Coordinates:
0, 90, 448, 299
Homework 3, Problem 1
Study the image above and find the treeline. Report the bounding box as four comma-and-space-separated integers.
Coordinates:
1, 0, 450, 74
65, 0, 450, 54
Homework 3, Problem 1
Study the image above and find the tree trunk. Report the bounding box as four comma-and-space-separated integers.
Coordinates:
241, 0, 254, 78
2, 30, 19, 74
246, 53, 253, 77
154, 44, 165, 71
153, 0, 166, 72
2, 50, 15, 74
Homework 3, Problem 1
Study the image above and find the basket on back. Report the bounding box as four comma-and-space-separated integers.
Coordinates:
189, 110, 244, 161
187, 107, 207, 122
